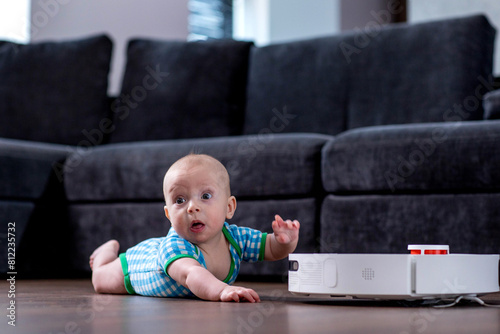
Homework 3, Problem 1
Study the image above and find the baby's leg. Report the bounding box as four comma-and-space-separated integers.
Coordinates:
90, 240, 127, 294
90, 240, 120, 270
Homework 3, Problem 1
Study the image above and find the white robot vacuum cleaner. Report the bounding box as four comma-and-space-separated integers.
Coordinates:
289, 245, 499, 305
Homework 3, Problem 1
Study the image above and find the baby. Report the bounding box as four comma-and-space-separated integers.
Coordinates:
89, 153, 300, 302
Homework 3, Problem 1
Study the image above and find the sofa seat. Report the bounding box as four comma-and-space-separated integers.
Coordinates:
321, 120, 500, 255
322, 120, 500, 193
64, 133, 331, 201
64, 133, 330, 276
67, 198, 318, 277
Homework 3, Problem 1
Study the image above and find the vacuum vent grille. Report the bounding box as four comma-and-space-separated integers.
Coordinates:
362, 268, 375, 280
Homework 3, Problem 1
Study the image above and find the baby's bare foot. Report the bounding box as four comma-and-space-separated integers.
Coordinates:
90, 240, 120, 270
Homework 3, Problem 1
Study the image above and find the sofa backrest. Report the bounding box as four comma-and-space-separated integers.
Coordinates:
244, 36, 349, 136
0, 35, 112, 145
108, 39, 252, 143
243, 15, 496, 135
344, 14, 495, 129
0, 15, 493, 145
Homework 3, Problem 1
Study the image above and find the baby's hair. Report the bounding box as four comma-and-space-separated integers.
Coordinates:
163, 153, 231, 203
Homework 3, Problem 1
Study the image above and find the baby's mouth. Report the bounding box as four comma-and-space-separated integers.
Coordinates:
190, 220, 205, 233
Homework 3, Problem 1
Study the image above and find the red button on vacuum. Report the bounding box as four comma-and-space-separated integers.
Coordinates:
408, 245, 449, 255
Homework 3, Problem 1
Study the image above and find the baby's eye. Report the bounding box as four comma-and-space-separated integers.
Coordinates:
175, 197, 186, 205
201, 193, 212, 200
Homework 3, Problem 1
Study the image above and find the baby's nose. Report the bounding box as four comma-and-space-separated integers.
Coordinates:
187, 200, 200, 213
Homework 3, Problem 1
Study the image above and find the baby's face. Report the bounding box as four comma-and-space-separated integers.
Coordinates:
164, 160, 235, 245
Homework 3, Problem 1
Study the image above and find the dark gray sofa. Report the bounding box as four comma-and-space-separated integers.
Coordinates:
1, 14, 499, 280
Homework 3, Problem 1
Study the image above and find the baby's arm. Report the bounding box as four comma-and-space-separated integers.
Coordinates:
265, 215, 300, 261
167, 258, 260, 302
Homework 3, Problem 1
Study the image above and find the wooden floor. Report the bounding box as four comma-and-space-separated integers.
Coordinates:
2, 279, 500, 333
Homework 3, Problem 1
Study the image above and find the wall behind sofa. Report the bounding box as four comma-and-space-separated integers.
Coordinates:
30, 0, 189, 96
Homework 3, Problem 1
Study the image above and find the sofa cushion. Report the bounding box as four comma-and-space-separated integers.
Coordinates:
244, 15, 495, 134
64, 133, 331, 201
0, 35, 112, 145
0, 138, 71, 200
345, 15, 495, 128
322, 120, 500, 193
109, 39, 252, 143
244, 36, 349, 136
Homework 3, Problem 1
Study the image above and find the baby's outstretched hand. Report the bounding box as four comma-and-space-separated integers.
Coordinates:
272, 215, 300, 245
220, 285, 260, 303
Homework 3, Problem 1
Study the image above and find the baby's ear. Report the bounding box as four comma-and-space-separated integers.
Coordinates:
164, 206, 170, 220
226, 196, 237, 219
